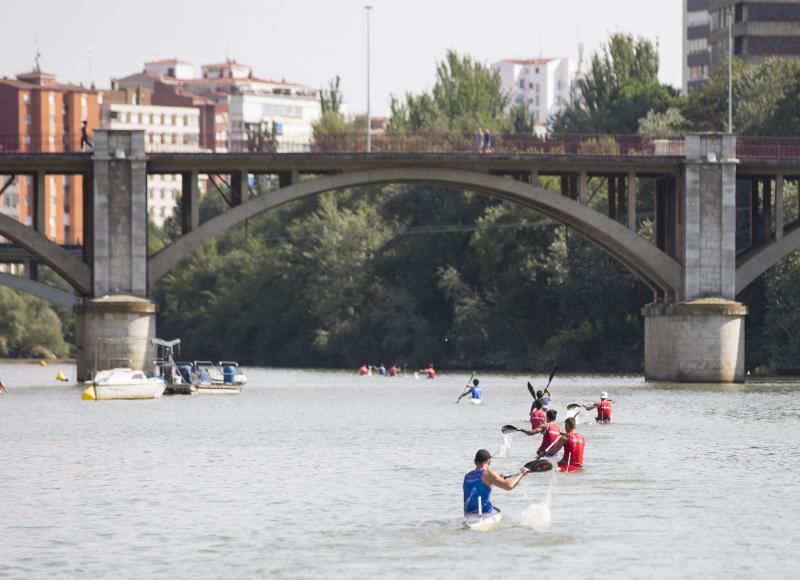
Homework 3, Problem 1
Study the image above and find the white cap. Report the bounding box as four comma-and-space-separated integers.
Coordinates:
600, 391, 608, 399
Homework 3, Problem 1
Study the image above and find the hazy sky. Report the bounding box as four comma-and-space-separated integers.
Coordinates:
4, 0, 682, 117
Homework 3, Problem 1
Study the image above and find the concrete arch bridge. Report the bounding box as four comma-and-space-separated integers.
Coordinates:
2, 130, 800, 382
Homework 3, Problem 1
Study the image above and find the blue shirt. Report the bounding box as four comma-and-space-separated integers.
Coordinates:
463, 468, 494, 514
469, 385, 482, 400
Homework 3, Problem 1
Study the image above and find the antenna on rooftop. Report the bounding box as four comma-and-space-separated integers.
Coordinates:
538, 33, 543, 59
88, 48, 94, 85
34, 34, 41, 71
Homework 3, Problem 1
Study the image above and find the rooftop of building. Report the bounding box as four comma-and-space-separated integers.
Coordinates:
502, 58, 557, 65
144, 58, 192, 66
0, 69, 97, 93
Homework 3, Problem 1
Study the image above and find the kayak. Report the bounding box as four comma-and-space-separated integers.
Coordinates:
558, 465, 583, 473
463, 511, 502, 531
469, 398, 482, 405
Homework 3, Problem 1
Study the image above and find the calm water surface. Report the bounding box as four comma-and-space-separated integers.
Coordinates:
1, 364, 799, 579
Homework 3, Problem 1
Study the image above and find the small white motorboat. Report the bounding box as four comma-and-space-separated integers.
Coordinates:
463, 511, 502, 531
82, 368, 166, 400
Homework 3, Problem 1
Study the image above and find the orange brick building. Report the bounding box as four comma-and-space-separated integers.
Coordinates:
0, 67, 99, 244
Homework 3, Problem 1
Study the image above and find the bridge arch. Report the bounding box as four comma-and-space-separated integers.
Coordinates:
736, 223, 800, 293
148, 167, 681, 295
0, 213, 91, 296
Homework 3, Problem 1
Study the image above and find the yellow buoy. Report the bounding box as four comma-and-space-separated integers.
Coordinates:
39, 360, 47, 367
56, 370, 67, 381
81, 385, 96, 401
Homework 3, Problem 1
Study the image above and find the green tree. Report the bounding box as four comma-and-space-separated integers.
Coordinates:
389, 50, 509, 133
552, 33, 678, 133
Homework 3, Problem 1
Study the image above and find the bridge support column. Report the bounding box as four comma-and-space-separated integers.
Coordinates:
76, 129, 156, 380
644, 134, 746, 382
75, 296, 156, 381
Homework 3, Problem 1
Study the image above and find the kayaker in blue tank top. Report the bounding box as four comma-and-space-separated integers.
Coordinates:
463, 449, 529, 514
459, 378, 483, 402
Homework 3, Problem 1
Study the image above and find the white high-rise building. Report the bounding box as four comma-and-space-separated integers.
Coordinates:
493, 57, 578, 125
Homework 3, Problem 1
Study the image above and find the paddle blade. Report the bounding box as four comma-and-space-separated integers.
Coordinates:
566, 402, 581, 410
523, 459, 554, 473
527, 382, 536, 398
546, 364, 557, 388
501, 425, 519, 434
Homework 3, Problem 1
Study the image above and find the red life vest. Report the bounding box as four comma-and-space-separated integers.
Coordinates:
538, 422, 561, 454
530, 409, 547, 429
388, 366, 398, 377
426, 368, 436, 379
558, 432, 585, 468
597, 400, 612, 422
359, 366, 369, 376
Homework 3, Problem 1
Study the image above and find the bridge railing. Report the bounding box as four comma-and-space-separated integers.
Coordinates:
736, 137, 800, 161
0, 133, 88, 153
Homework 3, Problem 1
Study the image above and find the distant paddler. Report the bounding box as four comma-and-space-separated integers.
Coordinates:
388, 364, 400, 377
457, 377, 482, 404
358, 364, 371, 377
582, 391, 613, 423
0, 378, 7, 393
419, 363, 436, 379
542, 417, 585, 473
529, 399, 546, 429
464, 449, 529, 518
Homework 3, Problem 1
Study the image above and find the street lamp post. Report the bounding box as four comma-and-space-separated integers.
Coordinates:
365, 5, 373, 153
728, 5, 733, 134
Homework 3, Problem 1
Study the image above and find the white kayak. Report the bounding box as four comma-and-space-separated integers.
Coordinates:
463, 512, 502, 531
469, 398, 482, 405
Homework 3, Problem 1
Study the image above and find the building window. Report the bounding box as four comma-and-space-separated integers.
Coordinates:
48, 93, 56, 107
22, 93, 30, 104
535, 67, 540, 74
529, 82, 533, 89
519, 79, 525, 89
81, 95, 87, 109
25, 114, 32, 125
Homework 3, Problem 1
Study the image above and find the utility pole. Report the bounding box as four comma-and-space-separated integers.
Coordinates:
365, 5, 373, 153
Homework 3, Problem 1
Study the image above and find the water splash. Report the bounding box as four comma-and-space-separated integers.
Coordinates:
519, 478, 553, 531
495, 433, 513, 458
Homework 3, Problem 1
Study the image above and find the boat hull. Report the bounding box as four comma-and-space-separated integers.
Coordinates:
469, 398, 482, 405
463, 512, 502, 530
195, 384, 242, 395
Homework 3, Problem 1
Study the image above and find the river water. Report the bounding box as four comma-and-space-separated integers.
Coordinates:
1, 364, 799, 579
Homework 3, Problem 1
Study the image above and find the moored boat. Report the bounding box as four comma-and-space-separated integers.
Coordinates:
191, 361, 247, 395
82, 368, 166, 400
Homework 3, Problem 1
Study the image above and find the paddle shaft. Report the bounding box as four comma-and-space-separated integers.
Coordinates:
457, 371, 476, 403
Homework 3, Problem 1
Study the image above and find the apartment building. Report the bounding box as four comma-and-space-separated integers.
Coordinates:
685, 0, 800, 92
492, 58, 577, 125
684, 0, 711, 92
0, 66, 99, 244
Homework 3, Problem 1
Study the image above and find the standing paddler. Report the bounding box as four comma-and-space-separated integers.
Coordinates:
520, 409, 561, 456
463, 449, 529, 516
583, 391, 613, 423
544, 417, 585, 472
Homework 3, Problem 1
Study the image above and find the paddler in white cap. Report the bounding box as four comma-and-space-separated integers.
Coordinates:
583, 392, 613, 423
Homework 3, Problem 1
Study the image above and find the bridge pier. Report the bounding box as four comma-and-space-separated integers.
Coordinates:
644, 134, 747, 382
75, 130, 156, 381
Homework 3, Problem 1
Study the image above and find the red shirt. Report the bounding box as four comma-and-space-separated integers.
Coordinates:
359, 366, 369, 376
558, 432, 585, 468
388, 366, 398, 377
530, 409, 546, 429
597, 400, 612, 422
425, 368, 436, 379
538, 422, 561, 454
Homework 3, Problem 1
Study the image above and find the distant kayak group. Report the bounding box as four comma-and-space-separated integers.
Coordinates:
463, 368, 614, 527
358, 363, 436, 379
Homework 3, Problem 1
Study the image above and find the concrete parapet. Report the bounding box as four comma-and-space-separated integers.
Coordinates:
643, 298, 747, 383
74, 295, 156, 381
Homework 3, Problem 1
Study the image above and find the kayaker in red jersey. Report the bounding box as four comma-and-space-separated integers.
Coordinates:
529, 399, 546, 429
388, 364, 399, 377
520, 409, 561, 455
545, 417, 584, 472
420, 363, 436, 379
358, 364, 370, 376
583, 391, 613, 423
